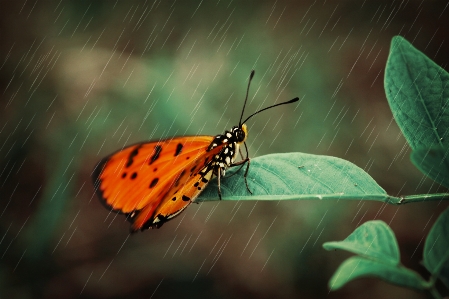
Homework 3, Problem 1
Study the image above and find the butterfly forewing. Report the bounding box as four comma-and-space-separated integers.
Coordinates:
93, 136, 218, 214
93, 135, 226, 231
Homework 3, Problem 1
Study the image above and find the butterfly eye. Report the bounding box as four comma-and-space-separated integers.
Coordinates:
236, 128, 246, 142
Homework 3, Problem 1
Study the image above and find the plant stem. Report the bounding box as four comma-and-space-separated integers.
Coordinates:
400, 193, 449, 204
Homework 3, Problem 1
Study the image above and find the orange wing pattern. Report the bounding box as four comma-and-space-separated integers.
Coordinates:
130, 162, 215, 231
92, 136, 223, 231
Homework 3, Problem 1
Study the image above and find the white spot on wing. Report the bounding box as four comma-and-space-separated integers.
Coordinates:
167, 206, 188, 219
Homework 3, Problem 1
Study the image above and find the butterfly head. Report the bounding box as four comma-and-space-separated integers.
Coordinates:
233, 124, 248, 144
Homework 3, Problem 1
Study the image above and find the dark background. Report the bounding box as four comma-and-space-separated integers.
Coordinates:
1, 0, 448, 298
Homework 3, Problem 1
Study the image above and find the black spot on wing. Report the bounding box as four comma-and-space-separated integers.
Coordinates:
149, 145, 162, 165
121, 172, 127, 178
175, 143, 183, 156
126, 145, 142, 168
131, 172, 137, 179
149, 178, 159, 188
174, 170, 186, 187
182, 195, 191, 201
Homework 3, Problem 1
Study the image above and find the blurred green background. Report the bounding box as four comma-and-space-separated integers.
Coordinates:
1, 0, 448, 298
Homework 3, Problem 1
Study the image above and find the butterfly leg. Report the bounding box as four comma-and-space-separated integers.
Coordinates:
243, 158, 252, 195
217, 167, 223, 200
229, 157, 252, 195
242, 141, 252, 194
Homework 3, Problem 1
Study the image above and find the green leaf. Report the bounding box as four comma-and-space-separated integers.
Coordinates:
384, 35, 449, 151
328, 256, 427, 291
196, 152, 388, 202
323, 220, 400, 264
423, 207, 449, 288
411, 146, 449, 188
325, 221, 429, 292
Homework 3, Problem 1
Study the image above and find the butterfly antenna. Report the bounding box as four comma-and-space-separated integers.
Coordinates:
239, 70, 256, 126
242, 97, 299, 124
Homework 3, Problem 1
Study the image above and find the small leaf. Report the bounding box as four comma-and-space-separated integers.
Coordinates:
197, 152, 388, 202
323, 220, 400, 264
329, 256, 427, 291
411, 146, 449, 188
423, 207, 449, 288
384, 36, 449, 150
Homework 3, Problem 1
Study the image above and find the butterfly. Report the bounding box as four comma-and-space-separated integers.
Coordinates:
92, 70, 298, 232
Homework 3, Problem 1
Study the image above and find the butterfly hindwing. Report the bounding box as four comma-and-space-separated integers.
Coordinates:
131, 165, 215, 231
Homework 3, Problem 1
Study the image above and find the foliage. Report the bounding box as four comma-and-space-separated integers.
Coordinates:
323, 221, 428, 291
198, 152, 447, 204
323, 36, 449, 298
424, 208, 449, 289
198, 152, 388, 202
385, 36, 449, 188
323, 212, 449, 298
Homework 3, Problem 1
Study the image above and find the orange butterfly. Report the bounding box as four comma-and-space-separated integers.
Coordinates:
92, 70, 298, 232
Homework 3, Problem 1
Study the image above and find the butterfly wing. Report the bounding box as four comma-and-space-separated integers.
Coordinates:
92, 136, 223, 231
130, 157, 217, 231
